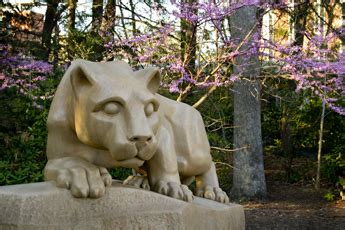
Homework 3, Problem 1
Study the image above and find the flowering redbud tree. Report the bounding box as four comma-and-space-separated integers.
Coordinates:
105, 0, 344, 115
262, 30, 345, 115
104, 0, 344, 198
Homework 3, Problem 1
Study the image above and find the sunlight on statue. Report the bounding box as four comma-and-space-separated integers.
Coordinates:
44, 59, 229, 203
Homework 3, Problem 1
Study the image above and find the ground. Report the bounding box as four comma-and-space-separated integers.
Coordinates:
243, 184, 345, 229
238, 155, 345, 229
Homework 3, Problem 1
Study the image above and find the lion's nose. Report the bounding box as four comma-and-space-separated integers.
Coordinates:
129, 135, 152, 143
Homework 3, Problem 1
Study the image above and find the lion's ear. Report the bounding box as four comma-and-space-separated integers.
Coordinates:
137, 67, 161, 94
70, 60, 97, 98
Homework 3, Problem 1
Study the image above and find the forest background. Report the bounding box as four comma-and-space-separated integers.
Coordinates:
0, 0, 344, 203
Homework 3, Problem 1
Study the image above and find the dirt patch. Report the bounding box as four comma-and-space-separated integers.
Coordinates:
219, 154, 344, 229
243, 184, 345, 229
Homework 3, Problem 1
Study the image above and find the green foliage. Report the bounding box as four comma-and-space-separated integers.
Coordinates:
108, 168, 132, 181
194, 87, 234, 191
0, 100, 48, 185
323, 154, 345, 185
63, 30, 106, 61
261, 76, 344, 186
339, 177, 345, 187
323, 191, 335, 201
0, 66, 63, 185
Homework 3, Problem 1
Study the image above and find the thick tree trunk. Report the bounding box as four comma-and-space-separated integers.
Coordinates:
42, 0, 60, 59
230, 5, 267, 200
92, 0, 103, 32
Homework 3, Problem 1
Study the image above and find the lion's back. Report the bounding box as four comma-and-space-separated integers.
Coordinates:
157, 95, 210, 157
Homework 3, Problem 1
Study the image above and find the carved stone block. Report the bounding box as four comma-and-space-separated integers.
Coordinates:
0, 182, 245, 229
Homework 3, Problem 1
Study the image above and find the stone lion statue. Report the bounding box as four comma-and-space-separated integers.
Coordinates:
44, 59, 229, 203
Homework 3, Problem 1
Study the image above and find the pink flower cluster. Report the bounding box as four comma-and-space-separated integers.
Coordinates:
261, 30, 344, 115
105, 1, 344, 115
0, 46, 53, 92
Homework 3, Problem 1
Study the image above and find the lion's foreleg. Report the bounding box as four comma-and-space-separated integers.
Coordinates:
146, 126, 193, 202
194, 162, 229, 203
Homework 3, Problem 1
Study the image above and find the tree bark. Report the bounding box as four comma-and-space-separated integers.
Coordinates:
315, 100, 325, 190
281, 104, 294, 181
67, 0, 77, 61
230, 4, 267, 200
101, 0, 116, 35
176, 0, 197, 102
180, 0, 197, 73
92, 0, 103, 32
129, 0, 137, 35
340, 2, 345, 52
292, 0, 310, 47
67, 0, 77, 33
42, 0, 60, 59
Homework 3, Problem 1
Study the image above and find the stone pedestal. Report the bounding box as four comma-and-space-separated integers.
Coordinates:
0, 182, 245, 230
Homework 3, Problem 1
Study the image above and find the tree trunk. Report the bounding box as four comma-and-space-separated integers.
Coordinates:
92, 0, 103, 32
180, 0, 197, 73
177, 0, 197, 102
292, 0, 310, 47
281, 105, 294, 181
342, 2, 345, 51
67, 0, 77, 61
67, 0, 77, 33
42, 0, 60, 59
52, 23, 60, 67
229, 4, 267, 200
315, 100, 326, 190
101, 0, 116, 35
129, 0, 137, 35
119, 3, 128, 39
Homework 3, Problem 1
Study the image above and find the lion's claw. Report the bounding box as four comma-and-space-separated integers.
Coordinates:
153, 181, 193, 202
195, 186, 229, 203
45, 158, 112, 198
123, 175, 150, 190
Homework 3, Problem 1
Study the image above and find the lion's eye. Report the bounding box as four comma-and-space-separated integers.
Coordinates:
103, 102, 121, 115
145, 103, 155, 116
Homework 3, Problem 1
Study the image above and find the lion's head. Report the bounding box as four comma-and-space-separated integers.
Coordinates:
69, 60, 161, 168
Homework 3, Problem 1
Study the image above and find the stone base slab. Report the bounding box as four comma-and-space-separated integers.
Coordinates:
0, 181, 245, 230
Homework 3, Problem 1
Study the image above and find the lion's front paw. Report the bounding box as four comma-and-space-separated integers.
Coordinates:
57, 166, 112, 198
195, 186, 229, 203
153, 181, 193, 202
123, 175, 150, 190
45, 158, 112, 198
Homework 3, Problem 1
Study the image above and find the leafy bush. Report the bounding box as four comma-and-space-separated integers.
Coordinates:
0, 46, 57, 185
323, 154, 345, 185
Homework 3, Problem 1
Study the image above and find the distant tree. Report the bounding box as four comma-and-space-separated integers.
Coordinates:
180, 0, 197, 78
91, 0, 103, 32
292, 0, 310, 47
42, 0, 60, 58
101, 0, 116, 35
341, 1, 345, 49
67, 0, 77, 32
